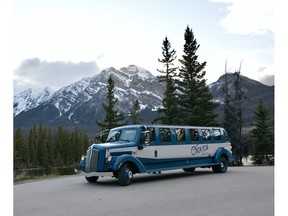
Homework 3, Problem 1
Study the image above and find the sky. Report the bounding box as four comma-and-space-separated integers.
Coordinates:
12, 0, 275, 94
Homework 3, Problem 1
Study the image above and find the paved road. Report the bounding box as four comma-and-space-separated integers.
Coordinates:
14, 166, 274, 216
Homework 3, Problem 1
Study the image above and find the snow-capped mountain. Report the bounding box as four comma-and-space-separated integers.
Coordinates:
14, 65, 165, 134
13, 87, 54, 116
14, 66, 274, 136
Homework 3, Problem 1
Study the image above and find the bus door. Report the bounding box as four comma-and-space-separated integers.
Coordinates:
136, 127, 158, 162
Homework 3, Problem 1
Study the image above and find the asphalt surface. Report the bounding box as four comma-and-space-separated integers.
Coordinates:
14, 166, 274, 216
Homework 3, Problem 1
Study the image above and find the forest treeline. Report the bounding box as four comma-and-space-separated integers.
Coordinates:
14, 125, 91, 171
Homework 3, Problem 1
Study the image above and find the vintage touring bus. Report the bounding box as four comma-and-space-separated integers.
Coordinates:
77, 125, 234, 186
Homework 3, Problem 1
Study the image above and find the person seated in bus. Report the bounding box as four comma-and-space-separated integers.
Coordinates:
145, 131, 150, 144
190, 129, 199, 141
140, 130, 150, 145
176, 128, 185, 142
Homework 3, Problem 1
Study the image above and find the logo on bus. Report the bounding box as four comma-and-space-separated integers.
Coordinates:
191, 144, 209, 156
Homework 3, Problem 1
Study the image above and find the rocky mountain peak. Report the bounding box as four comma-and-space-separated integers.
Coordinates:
120, 65, 155, 79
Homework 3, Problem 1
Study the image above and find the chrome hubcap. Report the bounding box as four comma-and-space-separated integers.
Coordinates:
127, 170, 133, 179
221, 162, 224, 168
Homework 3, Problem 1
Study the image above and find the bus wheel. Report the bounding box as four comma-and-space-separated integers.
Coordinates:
85, 176, 99, 183
183, 167, 196, 172
212, 157, 228, 173
118, 163, 133, 186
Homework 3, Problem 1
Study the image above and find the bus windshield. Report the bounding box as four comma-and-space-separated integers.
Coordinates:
106, 128, 137, 143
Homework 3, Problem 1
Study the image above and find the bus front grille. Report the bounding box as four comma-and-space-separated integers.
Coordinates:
86, 148, 99, 172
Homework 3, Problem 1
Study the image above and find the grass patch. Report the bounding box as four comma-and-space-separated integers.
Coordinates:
14, 166, 76, 183
14, 173, 59, 183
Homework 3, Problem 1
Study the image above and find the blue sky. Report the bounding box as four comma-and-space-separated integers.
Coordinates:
12, 0, 275, 94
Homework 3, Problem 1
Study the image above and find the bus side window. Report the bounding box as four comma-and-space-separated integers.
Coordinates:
213, 129, 221, 141
202, 129, 211, 142
176, 128, 186, 143
189, 129, 199, 141
159, 128, 171, 143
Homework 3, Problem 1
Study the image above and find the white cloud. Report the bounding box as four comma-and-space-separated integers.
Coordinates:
210, 0, 274, 35
14, 58, 100, 94
257, 65, 274, 86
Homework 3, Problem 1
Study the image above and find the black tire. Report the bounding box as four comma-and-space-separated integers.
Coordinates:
118, 163, 133, 186
183, 167, 196, 172
85, 176, 99, 183
212, 157, 228, 173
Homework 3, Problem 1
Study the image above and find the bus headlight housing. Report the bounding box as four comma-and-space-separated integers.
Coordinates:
106, 155, 112, 163
81, 155, 86, 161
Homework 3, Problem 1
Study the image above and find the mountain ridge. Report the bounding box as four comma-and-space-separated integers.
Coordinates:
14, 65, 274, 137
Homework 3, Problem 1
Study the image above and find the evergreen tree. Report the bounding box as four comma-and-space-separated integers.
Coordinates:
37, 124, 48, 167
14, 127, 24, 167
71, 128, 78, 162
251, 99, 274, 165
71, 127, 86, 163
177, 25, 217, 126
23, 133, 29, 167
28, 126, 37, 167
156, 36, 179, 124
60, 126, 72, 165
97, 75, 126, 130
54, 126, 66, 166
80, 131, 90, 154
129, 99, 142, 124
46, 128, 54, 167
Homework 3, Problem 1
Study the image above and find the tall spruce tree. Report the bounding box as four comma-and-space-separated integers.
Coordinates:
97, 75, 126, 130
177, 26, 217, 126
129, 99, 142, 124
251, 99, 274, 165
156, 36, 179, 125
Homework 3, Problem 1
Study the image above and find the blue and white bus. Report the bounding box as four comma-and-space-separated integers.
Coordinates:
77, 125, 234, 186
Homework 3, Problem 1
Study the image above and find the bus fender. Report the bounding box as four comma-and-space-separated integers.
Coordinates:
214, 148, 233, 163
113, 154, 147, 173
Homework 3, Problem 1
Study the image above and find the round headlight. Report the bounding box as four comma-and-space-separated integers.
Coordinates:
106, 155, 112, 163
